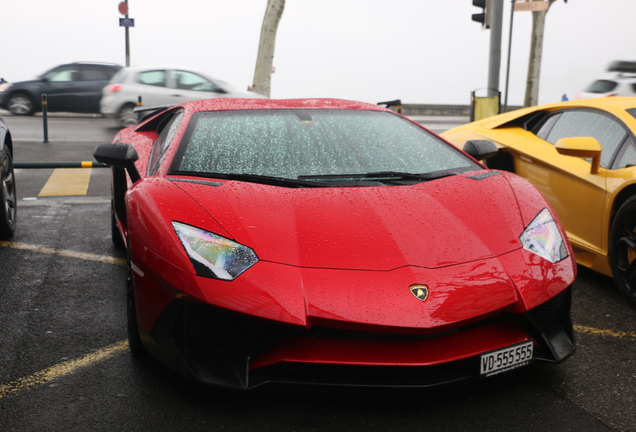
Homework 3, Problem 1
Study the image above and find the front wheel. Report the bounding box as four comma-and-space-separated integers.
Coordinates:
126, 237, 146, 355
0, 145, 17, 239
7, 93, 35, 116
609, 195, 636, 309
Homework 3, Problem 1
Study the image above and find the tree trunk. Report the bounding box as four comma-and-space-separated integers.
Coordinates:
252, 0, 286, 98
523, 0, 555, 107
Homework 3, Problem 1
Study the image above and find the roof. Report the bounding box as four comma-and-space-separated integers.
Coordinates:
180, 98, 394, 113
469, 97, 636, 129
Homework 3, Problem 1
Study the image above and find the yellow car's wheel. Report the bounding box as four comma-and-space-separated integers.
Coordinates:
609, 195, 636, 309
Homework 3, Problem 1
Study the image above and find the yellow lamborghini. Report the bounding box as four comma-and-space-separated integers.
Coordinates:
441, 97, 636, 308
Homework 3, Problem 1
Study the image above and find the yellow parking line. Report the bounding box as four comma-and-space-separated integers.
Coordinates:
574, 325, 636, 339
0, 326, 632, 400
0, 340, 128, 400
0, 241, 125, 266
38, 168, 92, 196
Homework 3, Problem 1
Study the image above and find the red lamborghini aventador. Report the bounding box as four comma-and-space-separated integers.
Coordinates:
94, 98, 576, 389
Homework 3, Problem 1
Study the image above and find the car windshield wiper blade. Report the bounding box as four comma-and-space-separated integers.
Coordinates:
180, 172, 322, 187
298, 170, 460, 181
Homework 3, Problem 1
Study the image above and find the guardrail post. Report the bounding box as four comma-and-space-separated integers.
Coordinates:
42, 94, 49, 143
137, 96, 142, 123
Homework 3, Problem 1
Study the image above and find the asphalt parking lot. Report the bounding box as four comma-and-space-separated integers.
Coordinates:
0, 114, 635, 431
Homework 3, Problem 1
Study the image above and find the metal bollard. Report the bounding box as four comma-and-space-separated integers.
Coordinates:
377, 99, 402, 114
137, 95, 142, 123
42, 94, 49, 143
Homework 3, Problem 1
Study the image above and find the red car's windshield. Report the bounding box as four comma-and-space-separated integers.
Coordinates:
170, 109, 477, 181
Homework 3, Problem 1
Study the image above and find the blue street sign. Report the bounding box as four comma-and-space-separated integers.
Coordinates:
119, 18, 135, 27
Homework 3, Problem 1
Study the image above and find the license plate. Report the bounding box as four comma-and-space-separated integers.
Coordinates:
480, 341, 533, 377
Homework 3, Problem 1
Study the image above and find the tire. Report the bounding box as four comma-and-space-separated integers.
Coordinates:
118, 104, 138, 127
0, 145, 17, 239
126, 237, 146, 356
609, 195, 636, 309
7, 93, 35, 116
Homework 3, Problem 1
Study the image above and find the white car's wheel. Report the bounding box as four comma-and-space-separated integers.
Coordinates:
118, 104, 138, 127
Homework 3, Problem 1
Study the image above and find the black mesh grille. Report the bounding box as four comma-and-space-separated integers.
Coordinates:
171, 301, 298, 355
250, 358, 477, 389
526, 289, 569, 329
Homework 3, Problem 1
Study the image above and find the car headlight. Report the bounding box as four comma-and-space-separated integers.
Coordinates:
520, 209, 568, 263
172, 221, 258, 280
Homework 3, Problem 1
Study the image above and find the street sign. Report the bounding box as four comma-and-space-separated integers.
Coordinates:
514, 1, 550, 12
119, 18, 135, 27
118, 1, 128, 15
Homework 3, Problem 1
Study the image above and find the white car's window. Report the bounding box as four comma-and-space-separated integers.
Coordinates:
174, 70, 220, 92
137, 70, 167, 87
545, 110, 627, 169
585, 80, 618, 94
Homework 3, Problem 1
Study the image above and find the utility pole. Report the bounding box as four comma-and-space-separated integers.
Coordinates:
125, 0, 131, 67
487, 0, 504, 97
471, 0, 504, 98
118, 1, 134, 67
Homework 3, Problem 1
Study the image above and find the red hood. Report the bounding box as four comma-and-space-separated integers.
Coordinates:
172, 171, 525, 270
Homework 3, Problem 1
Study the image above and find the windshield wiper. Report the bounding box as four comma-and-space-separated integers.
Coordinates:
176, 171, 326, 188
298, 169, 461, 182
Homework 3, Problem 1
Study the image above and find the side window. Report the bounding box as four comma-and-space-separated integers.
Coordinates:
613, 135, 636, 169
45, 67, 79, 82
545, 110, 627, 169
534, 112, 561, 140
148, 110, 185, 176
174, 70, 220, 92
79, 66, 112, 81
137, 70, 167, 87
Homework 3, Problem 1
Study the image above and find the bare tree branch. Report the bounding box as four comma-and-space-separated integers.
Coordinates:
524, 0, 556, 107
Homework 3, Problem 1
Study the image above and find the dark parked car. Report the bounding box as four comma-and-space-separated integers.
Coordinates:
0, 114, 16, 239
0, 62, 122, 115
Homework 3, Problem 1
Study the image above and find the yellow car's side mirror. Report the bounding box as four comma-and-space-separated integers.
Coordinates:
555, 137, 602, 174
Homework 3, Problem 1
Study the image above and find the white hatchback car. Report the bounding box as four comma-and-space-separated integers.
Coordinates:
100, 66, 264, 126
578, 76, 636, 99
578, 61, 636, 99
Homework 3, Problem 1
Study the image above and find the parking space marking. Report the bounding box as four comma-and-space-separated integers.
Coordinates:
38, 168, 92, 196
575, 324, 636, 339
0, 326, 631, 400
0, 340, 128, 400
0, 241, 125, 266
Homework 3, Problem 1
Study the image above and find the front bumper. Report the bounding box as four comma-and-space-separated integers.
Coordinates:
139, 287, 574, 389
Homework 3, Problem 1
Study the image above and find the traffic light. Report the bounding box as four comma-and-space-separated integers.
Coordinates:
472, 0, 490, 28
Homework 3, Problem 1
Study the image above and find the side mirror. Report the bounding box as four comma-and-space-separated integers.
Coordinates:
463, 140, 499, 161
93, 142, 141, 183
555, 137, 602, 174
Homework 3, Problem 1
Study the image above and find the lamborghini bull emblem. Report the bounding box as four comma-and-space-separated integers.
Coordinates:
409, 285, 429, 302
